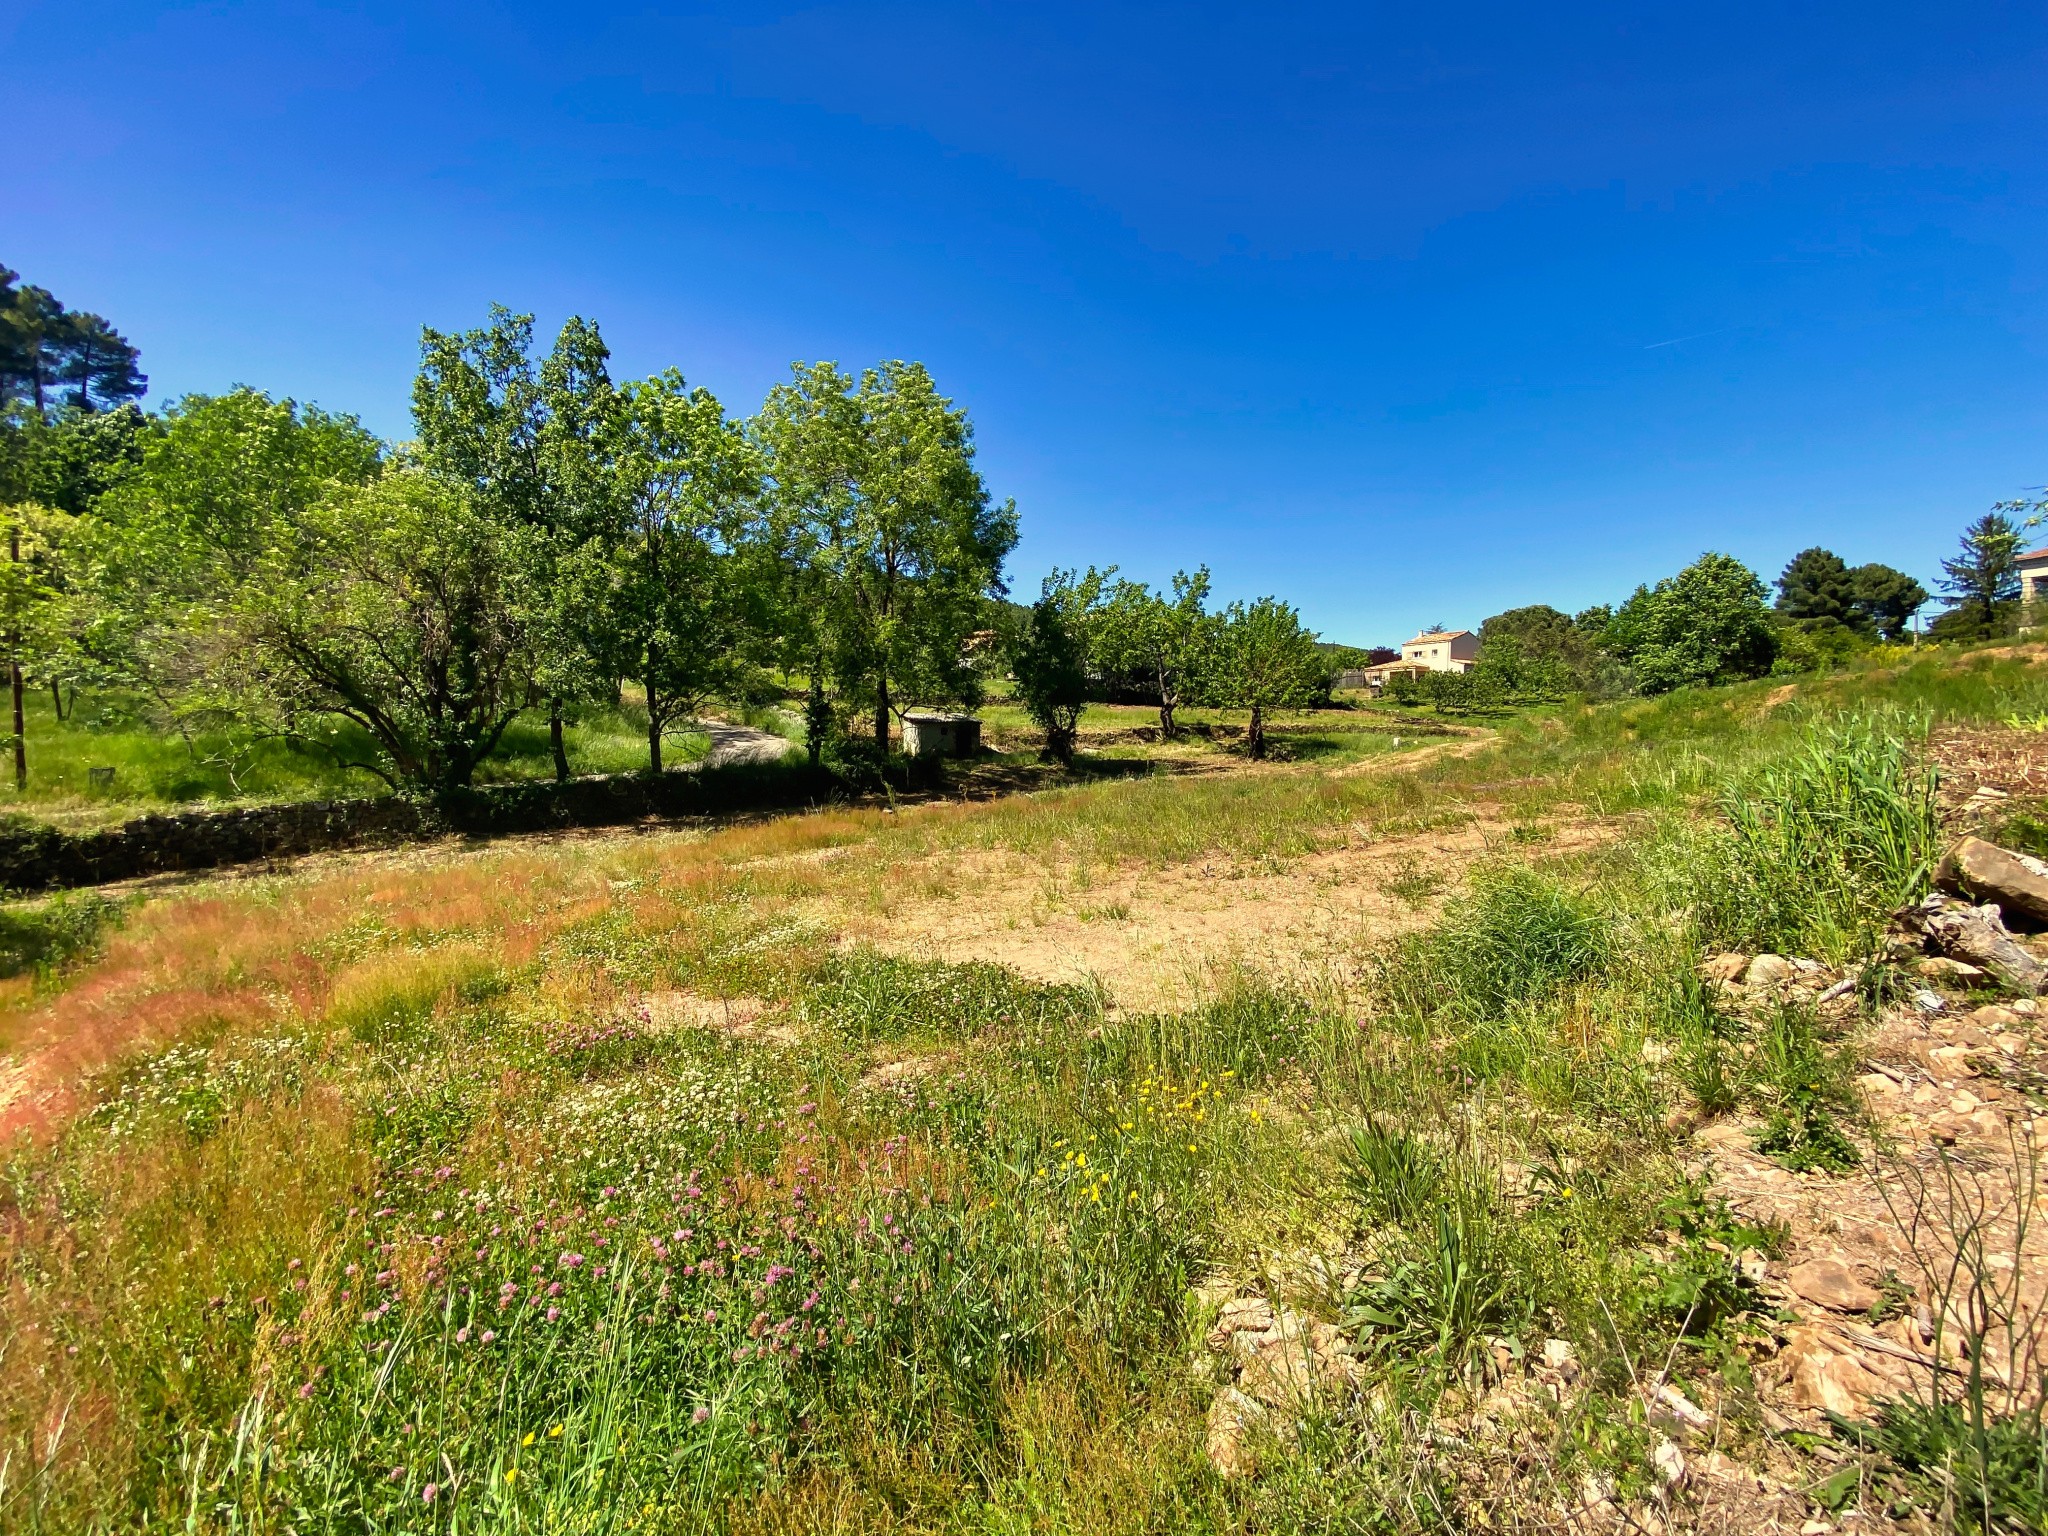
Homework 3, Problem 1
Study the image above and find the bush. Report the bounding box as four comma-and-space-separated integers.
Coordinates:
0, 891, 121, 978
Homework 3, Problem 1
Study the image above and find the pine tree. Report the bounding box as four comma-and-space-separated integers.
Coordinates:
1934, 511, 2021, 641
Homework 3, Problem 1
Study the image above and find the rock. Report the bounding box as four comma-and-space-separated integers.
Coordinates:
1914, 988, 1947, 1015
1895, 894, 2048, 995
1746, 954, 1795, 988
1651, 1382, 1714, 1430
1918, 956, 1989, 981
1236, 1311, 1357, 1409
1778, 1327, 1886, 1419
1543, 1337, 1578, 1372
1968, 1004, 2028, 1031
1937, 837, 2048, 929
1205, 1386, 1274, 1478
1785, 1257, 1880, 1313
1703, 952, 1749, 984
1205, 1296, 1274, 1352
1652, 1438, 1688, 1489
1738, 1248, 1770, 1286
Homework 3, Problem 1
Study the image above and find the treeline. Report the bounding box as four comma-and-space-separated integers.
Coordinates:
1390, 509, 2037, 714
1006, 567, 1328, 761
0, 298, 1026, 801
0, 276, 1340, 796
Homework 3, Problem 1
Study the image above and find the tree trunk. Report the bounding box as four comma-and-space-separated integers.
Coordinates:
549, 697, 569, 782
10, 527, 22, 792
1247, 701, 1265, 760
49, 680, 65, 722
646, 675, 663, 774
807, 673, 826, 767
875, 678, 891, 752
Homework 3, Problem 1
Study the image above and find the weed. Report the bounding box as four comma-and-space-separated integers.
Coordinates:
1386, 864, 1610, 1021
1707, 712, 1939, 961
1340, 1119, 1445, 1226
1752, 1002, 1860, 1172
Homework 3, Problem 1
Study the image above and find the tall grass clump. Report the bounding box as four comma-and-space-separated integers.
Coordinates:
1383, 864, 1611, 1023
1703, 711, 1938, 961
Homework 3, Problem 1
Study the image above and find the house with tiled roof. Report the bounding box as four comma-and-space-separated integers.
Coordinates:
1361, 629, 1479, 689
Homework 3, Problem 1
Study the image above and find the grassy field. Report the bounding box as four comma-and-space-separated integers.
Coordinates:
3, 647, 2047, 1531
0, 693, 728, 830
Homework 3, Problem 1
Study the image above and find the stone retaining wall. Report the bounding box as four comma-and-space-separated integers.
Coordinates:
0, 761, 841, 893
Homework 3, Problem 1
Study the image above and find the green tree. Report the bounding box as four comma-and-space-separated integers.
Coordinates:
57, 313, 145, 413
1606, 553, 1777, 693
1095, 567, 1211, 737
758, 360, 1017, 751
1010, 568, 1109, 765
581, 369, 764, 773
1932, 511, 2021, 642
413, 308, 620, 779
1475, 604, 1591, 696
1775, 548, 1860, 628
0, 276, 72, 419
1206, 596, 1324, 759
82, 389, 383, 716
1848, 563, 1928, 642
0, 504, 67, 789
29, 403, 147, 515
228, 471, 533, 801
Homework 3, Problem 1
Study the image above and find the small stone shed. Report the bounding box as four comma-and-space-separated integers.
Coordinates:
901, 712, 982, 759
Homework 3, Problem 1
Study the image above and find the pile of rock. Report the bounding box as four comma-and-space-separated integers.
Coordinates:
1198, 1291, 1365, 1477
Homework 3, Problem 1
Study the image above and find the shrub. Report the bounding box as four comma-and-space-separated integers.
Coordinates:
0, 890, 121, 978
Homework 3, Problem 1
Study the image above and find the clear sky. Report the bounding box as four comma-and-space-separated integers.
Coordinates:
6, 2, 2045, 645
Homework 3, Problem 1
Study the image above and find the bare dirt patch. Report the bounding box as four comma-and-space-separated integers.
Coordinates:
639, 990, 799, 1045
839, 813, 1624, 1011
1927, 722, 2048, 813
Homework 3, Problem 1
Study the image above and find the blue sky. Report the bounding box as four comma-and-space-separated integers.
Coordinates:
6, 2, 2045, 645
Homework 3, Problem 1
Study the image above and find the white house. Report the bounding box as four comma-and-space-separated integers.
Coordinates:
1361, 629, 1479, 689
1399, 629, 1479, 672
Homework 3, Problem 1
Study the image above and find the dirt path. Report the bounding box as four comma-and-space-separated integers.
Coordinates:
696, 719, 794, 768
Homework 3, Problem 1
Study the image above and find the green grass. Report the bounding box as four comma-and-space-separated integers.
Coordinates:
7, 643, 2048, 1532
0, 691, 710, 828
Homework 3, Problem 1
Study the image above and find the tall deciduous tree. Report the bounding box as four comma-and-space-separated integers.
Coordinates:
0, 504, 66, 789
1010, 567, 1110, 765
1606, 553, 1777, 693
1096, 567, 1211, 737
413, 308, 617, 779
1206, 596, 1324, 759
758, 361, 1016, 750
82, 389, 383, 714
584, 369, 763, 773
229, 470, 533, 801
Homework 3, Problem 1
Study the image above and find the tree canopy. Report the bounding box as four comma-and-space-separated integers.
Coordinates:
1606, 553, 1777, 693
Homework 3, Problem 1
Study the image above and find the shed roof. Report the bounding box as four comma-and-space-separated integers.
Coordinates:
1405, 630, 1472, 644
